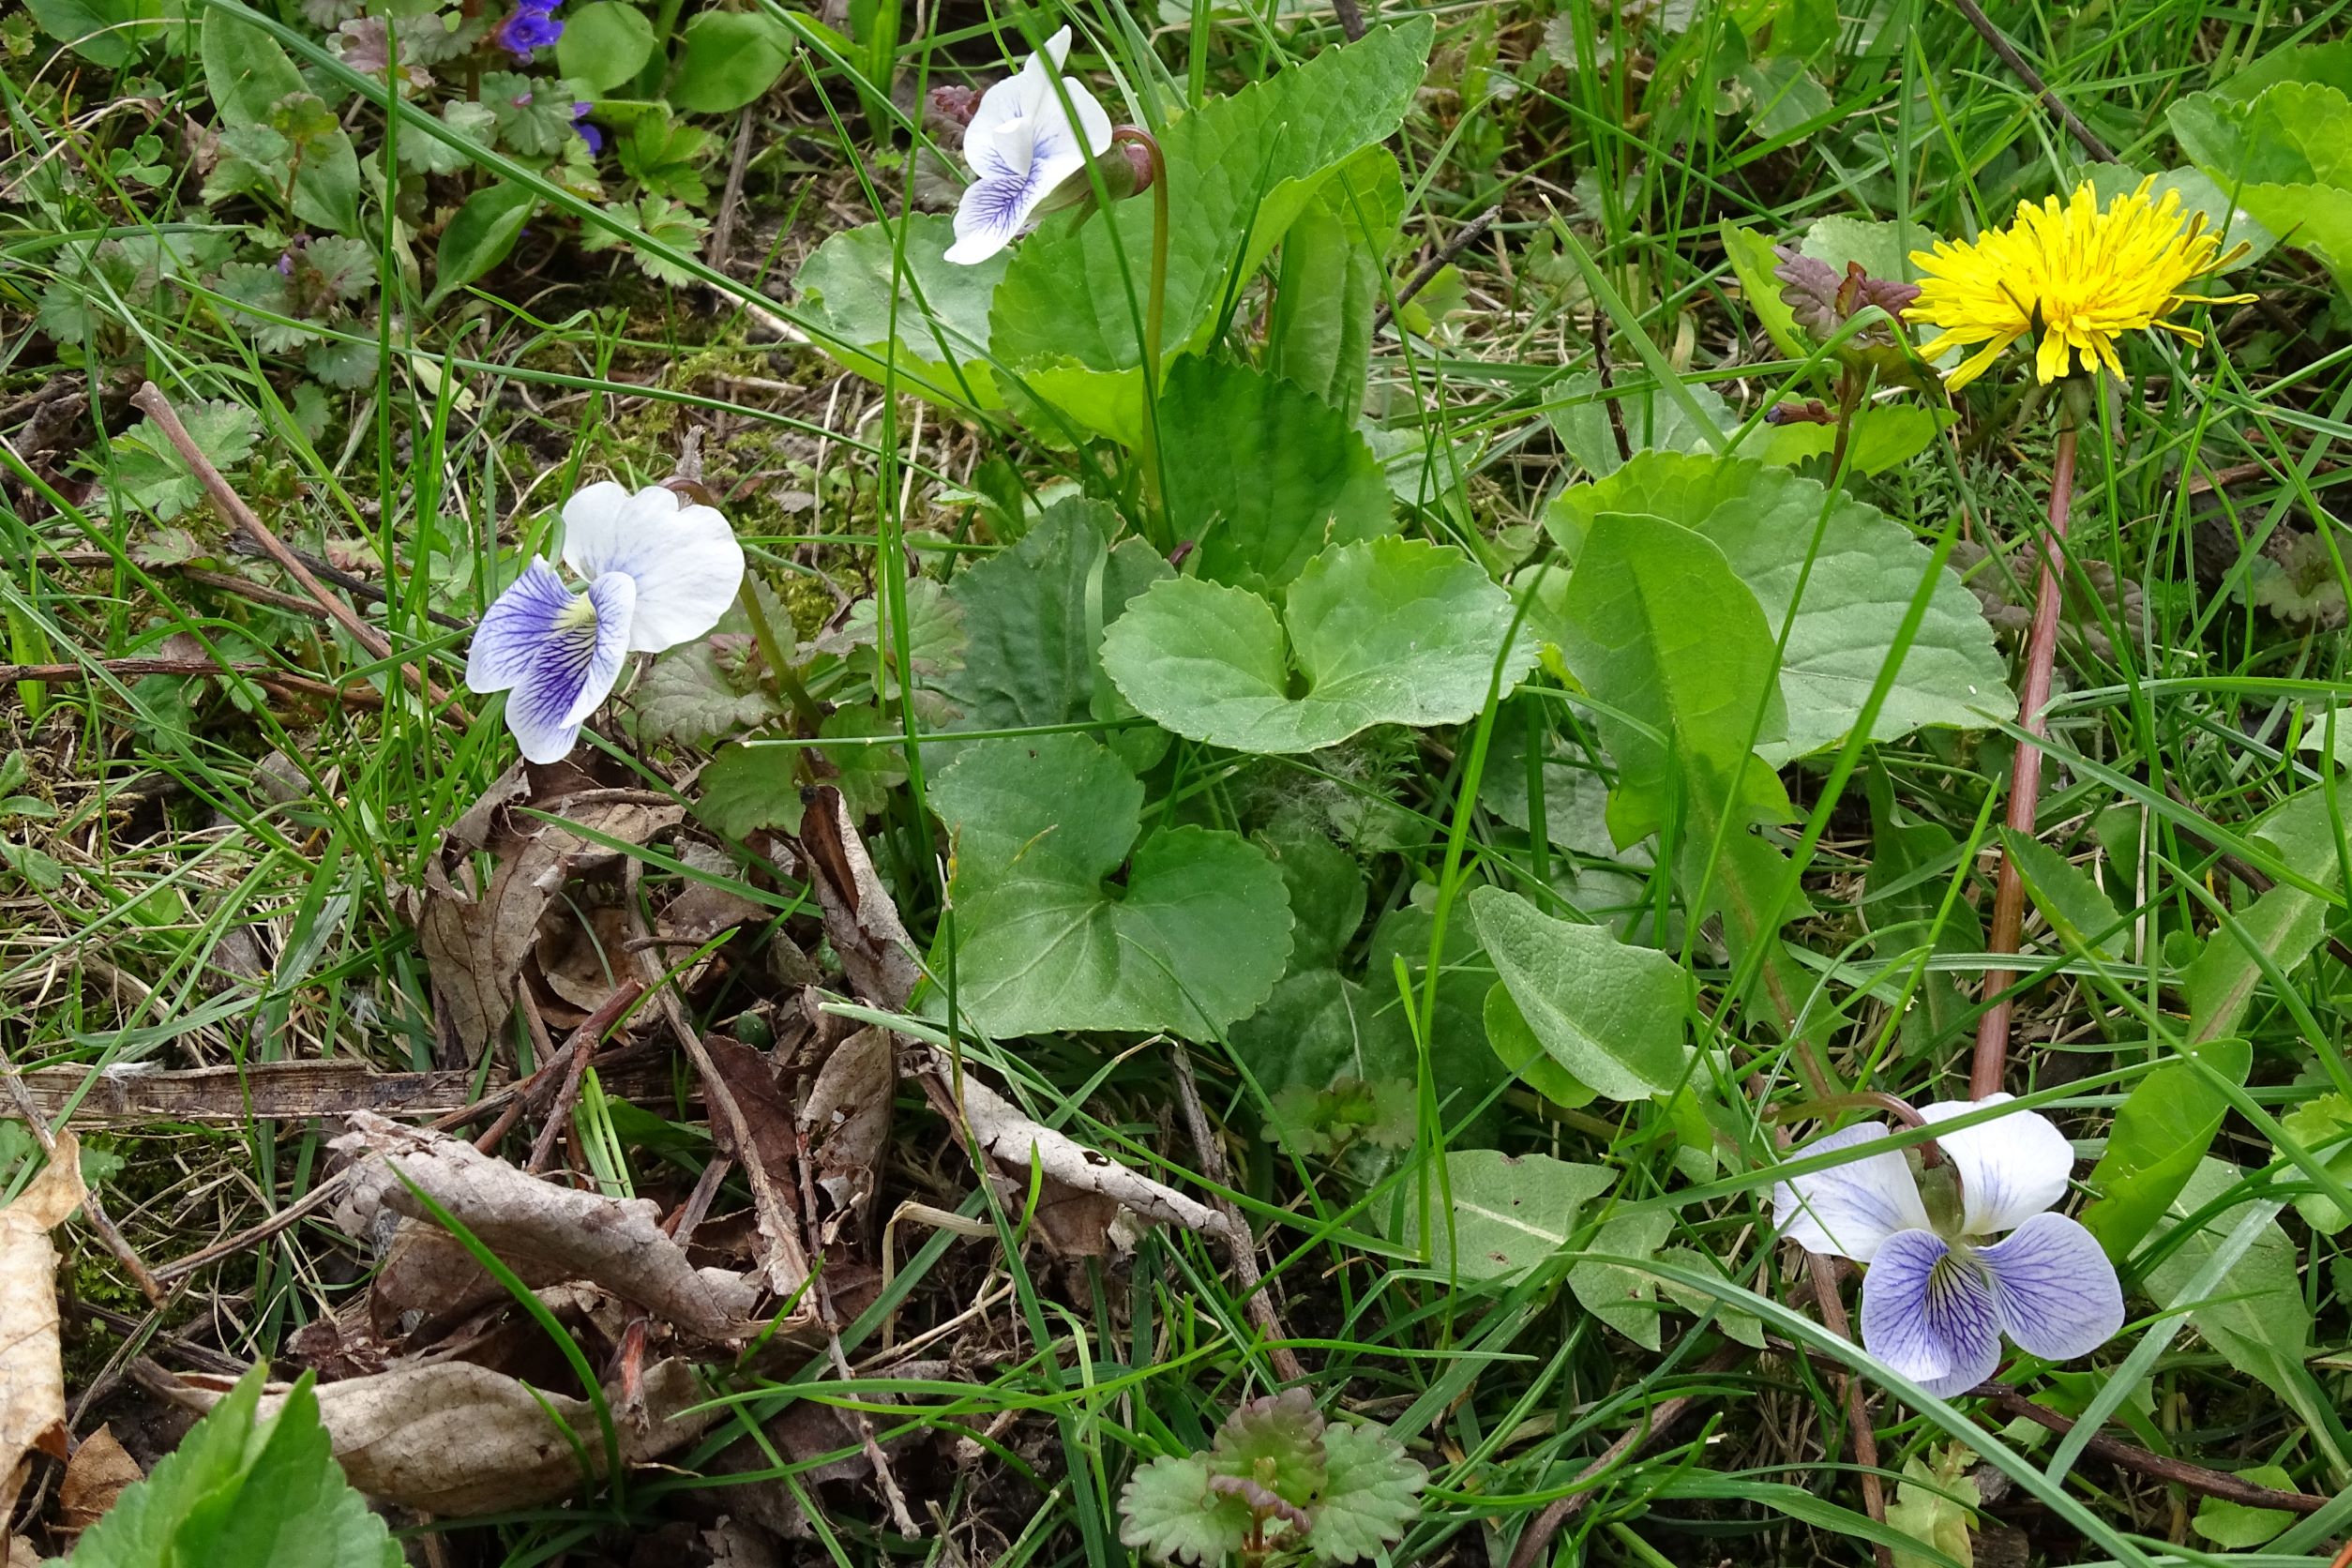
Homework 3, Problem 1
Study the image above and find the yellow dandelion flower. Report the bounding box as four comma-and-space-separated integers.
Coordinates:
1908, 176, 2256, 392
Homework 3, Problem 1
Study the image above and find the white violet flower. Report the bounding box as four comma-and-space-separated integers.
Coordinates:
1772, 1093, 2124, 1396
944, 26, 1114, 266
466, 481, 745, 763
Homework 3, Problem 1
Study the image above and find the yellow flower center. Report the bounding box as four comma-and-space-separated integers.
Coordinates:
1908, 176, 2257, 391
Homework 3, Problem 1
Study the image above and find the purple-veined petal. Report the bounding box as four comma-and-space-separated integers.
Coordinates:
961, 25, 1069, 152
500, 570, 634, 762
466, 558, 574, 693
968, 112, 1040, 184
1771, 1122, 1932, 1263
1981, 1212, 2124, 1362
1860, 1229, 2003, 1397
947, 167, 1046, 264
1920, 1093, 2076, 1237
561, 484, 743, 652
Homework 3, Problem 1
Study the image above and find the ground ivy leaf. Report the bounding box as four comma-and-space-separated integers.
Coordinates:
1209, 1389, 1326, 1506
1468, 885, 1690, 1101
694, 743, 804, 838
633, 641, 777, 748
1308, 1421, 1425, 1564
1549, 452, 2013, 762
815, 704, 907, 819
942, 497, 1167, 738
109, 400, 260, 520
66, 1367, 400, 1568
1117, 1454, 1252, 1566
1395, 1149, 1615, 1279
1155, 355, 1394, 592
927, 734, 1291, 1039
1103, 536, 1533, 755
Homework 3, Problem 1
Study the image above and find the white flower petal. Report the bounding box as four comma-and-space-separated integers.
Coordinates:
1982, 1212, 2124, 1363
1860, 1229, 2003, 1398
1771, 1122, 1932, 1263
1920, 1094, 2076, 1236
466, 558, 573, 693
962, 26, 1069, 158
944, 24, 1112, 267
501, 570, 635, 762
561, 484, 744, 652
558, 481, 632, 578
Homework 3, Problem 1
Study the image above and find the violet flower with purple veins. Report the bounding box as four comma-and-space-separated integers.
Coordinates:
493, 0, 563, 62
465, 483, 743, 761
571, 101, 602, 155
1772, 1093, 2124, 1397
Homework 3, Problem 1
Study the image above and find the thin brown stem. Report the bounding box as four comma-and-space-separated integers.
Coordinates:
1809, 1253, 1892, 1568
524, 980, 641, 1173
1972, 420, 2080, 1100
0, 1050, 169, 1309
128, 383, 450, 705
0, 659, 384, 710
1947, 0, 2118, 161
1170, 1046, 1307, 1383
1373, 205, 1500, 333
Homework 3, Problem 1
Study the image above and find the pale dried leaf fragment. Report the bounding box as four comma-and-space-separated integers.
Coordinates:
162, 1357, 718, 1515
793, 786, 922, 1010
800, 1026, 894, 1241
0, 1135, 83, 1519
331, 1112, 765, 1343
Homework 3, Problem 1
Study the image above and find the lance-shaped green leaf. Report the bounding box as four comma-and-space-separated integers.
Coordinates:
1468, 885, 1690, 1101
1550, 509, 1789, 844
1395, 1149, 1615, 1279
986, 18, 1435, 441
1566, 1208, 1676, 1349
792, 214, 1008, 414
1102, 537, 1531, 755
2085, 790, 2350, 1256
1548, 453, 2012, 762
2003, 831, 2128, 960
927, 735, 1291, 1039
1155, 355, 1394, 592
1267, 146, 1406, 415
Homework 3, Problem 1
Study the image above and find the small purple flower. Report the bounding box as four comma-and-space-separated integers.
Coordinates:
493, 0, 563, 62
571, 100, 602, 156
1772, 1094, 2124, 1397
466, 483, 743, 762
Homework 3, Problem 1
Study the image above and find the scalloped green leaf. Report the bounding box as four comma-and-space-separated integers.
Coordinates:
792, 214, 1007, 414
1102, 537, 1533, 754
1118, 1454, 1252, 1566
1156, 355, 1394, 591
927, 735, 1291, 1039
1309, 1422, 1425, 1563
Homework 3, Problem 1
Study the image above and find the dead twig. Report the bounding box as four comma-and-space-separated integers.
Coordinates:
0, 1052, 169, 1309
1373, 205, 1500, 333
1506, 1346, 1745, 1568
1947, 0, 2118, 162
1979, 1382, 2328, 1514
0, 659, 384, 710
710, 105, 758, 268
1169, 1046, 1306, 1383
128, 383, 450, 704
525, 981, 643, 1173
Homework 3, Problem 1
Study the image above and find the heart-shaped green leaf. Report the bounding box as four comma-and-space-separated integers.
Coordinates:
1103, 537, 1532, 754
927, 735, 1291, 1039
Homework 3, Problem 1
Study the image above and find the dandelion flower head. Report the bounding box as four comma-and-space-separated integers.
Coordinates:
1909, 176, 2255, 391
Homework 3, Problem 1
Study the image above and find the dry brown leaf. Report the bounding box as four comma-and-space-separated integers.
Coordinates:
792, 786, 921, 1010
0, 1135, 83, 1519
799, 1026, 893, 1242
56, 1425, 142, 1532
332, 1113, 766, 1344
163, 1357, 717, 1515
409, 765, 683, 1061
